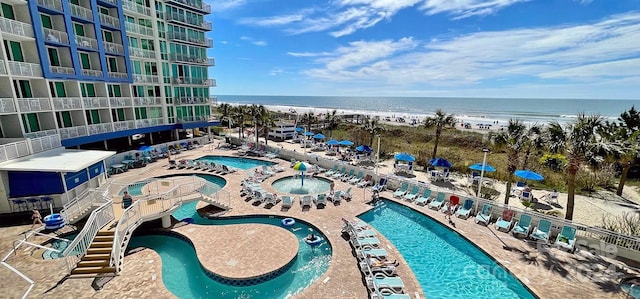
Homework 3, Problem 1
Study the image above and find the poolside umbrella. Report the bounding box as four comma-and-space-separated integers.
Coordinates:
137, 145, 153, 152
295, 127, 304, 132
339, 140, 354, 146
313, 133, 325, 139
514, 169, 544, 181
469, 163, 496, 172
395, 152, 416, 162
294, 162, 307, 185
429, 157, 452, 168
326, 139, 339, 145
304, 131, 315, 136
356, 145, 372, 153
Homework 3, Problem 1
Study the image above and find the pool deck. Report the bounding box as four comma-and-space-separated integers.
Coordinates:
0, 144, 637, 299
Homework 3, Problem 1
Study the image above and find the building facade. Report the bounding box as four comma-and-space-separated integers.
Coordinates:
0, 0, 216, 149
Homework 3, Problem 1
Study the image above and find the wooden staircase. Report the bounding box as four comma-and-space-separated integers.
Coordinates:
69, 231, 116, 278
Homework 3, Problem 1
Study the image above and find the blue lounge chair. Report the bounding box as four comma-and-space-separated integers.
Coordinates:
427, 192, 446, 210
315, 194, 327, 207
352, 236, 381, 248
403, 185, 420, 202
365, 274, 405, 294
332, 190, 343, 203
531, 219, 552, 243
554, 225, 577, 253
332, 167, 347, 179
341, 187, 352, 200
349, 171, 364, 184
455, 198, 474, 219
495, 209, 515, 232
340, 169, 355, 181
325, 165, 339, 176
356, 247, 388, 261
512, 214, 533, 238
415, 189, 433, 206
371, 178, 388, 192
392, 182, 409, 198
474, 204, 492, 225
370, 289, 411, 299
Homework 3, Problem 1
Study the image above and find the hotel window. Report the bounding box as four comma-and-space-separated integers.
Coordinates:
81, 83, 96, 97
70, 0, 79, 5
103, 31, 113, 43
79, 52, 90, 69
40, 14, 52, 29
108, 84, 121, 97
1, 3, 14, 19
99, 7, 109, 16
21, 113, 40, 133
107, 57, 118, 72
86, 109, 100, 124
13, 80, 32, 98
3, 40, 24, 62
49, 82, 66, 97
74, 23, 85, 36
111, 108, 125, 121
56, 111, 73, 128
135, 107, 148, 119
47, 47, 60, 66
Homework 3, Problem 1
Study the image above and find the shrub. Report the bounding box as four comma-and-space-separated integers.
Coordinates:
539, 153, 567, 172
600, 212, 640, 236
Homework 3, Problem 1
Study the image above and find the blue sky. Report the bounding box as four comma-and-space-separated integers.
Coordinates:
206, 0, 640, 99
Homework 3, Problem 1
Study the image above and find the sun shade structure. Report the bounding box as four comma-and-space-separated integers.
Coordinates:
514, 169, 544, 181
339, 140, 354, 146
304, 131, 315, 136
469, 163, 496, 172
326, 139, 339, 145
356, 145, 373, 153
294, 162, 307, 186
313, 133, 326, 139
429, 157, 451, 168
395, 152, 416, 162
0, 148, 116, 173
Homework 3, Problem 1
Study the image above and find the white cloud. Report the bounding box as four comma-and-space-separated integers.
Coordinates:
240, 36, 268, 46
298, 13, 640, 88
239, 13, 306, 26
420, 0, 529, 19
270, 68, 284, 76
209, 0, 247, 11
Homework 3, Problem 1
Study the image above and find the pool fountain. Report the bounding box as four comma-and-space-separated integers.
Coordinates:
271, 175, 332, 195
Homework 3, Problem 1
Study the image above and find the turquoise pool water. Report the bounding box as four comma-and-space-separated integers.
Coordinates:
271, 176, 331, 195
358, 200, 536, 299
121, 173, 226, 196
128, 201, 332, 299
196, 155, 275, 170
42, 233, 78, 259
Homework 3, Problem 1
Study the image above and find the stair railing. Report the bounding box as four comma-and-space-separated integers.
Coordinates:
62, 198, 114, 269
199, 182, 231, 208
59, 187, 103, 223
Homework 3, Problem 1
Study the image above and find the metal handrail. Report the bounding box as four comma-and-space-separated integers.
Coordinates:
61, 199, 114, 267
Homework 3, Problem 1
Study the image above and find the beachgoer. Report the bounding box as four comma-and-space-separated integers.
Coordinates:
329, 181, 335, 195
31, 209, 43, 230
306, 233, 316, 241
445, 203, 453, 220
122, 191, 133, 208
366, 254, 399, 267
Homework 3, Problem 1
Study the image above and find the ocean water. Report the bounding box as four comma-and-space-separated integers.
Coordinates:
216, 95, 639, 125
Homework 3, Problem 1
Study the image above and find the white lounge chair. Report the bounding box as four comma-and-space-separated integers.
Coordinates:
315, 194, 328, 207
341, 187, 352, 201
281, 196, 293, 209
300, 195, 313, 209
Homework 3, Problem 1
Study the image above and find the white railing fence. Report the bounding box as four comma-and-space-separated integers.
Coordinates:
61, 200, 114, 268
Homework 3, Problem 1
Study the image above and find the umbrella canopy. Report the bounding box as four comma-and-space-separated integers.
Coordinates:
295, 127, 304, 132
326, 139, 340, 145
313, 133, 326, 139
356, 145, 373, 153
395, 152, 416, 162
429, 157, 452, 168
514, 169, 544, 181
339, 140, 354, 146
138, 145, 153, 152
469, 163, 496, 172
304, 131, 315, 136
293, 162, 307, 171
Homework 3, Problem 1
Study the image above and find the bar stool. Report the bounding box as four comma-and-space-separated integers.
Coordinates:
41, 197, 54, 210
10, 199, 28, 212
27, 197, 42, 210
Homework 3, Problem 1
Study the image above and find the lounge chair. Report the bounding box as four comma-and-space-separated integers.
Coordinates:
511, 214, 533, 238
300, 195, 313, 209
331, 190, 343, 204
403, 185, 420, 202
351, 236, 381, 248
414, 189, 433, 206
352, 229, 377, 238
531, 219, 552, 243
370, 288, 411, 299
440, 195, 460, 213
332, 167, 347, 179
427, 192, 446, 210
455, 198, 474, 219
356, 247, 388, 261
261, 165, 276, 176
281, 196, 293, 208
474, 204, 492, 225
349, 171, 364, 184
340, 169, 355, 182
495, 209, 515, 232
554, 225, 577, 253
264, 193, 277, 206
357, 174, 373, 187
371, 178, 388, 192
392, 182, 409, 198
543, 191, 560, 204
341, 187, 352, 201
325, 165, 339, 176
365, 273, 405, 294
315, 194, 327, 207
360, 261, 397, 276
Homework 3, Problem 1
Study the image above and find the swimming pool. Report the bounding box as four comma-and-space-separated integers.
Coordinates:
128, 201, 332, 298
271, 176, 332, 195
121, 173, 226, 196
42, 233, 78, 259
358, 200, 536, 299
196, 155, 275, 170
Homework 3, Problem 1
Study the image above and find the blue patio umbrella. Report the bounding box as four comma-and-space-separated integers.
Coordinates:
313, 133, 326, 139
294, 162, 307, 185
326, 139, 339, 145
138, 145, 153, 152
356, 145, 373, 153
295, 127, 304, 132
469, 163, 496, 172
395, 152, 416, 162
304, 131, 315, 136
339, 140, 354, 146
514, 169, 544, 181
429, 157, 452, 168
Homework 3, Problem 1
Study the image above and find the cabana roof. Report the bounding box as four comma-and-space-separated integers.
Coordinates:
0, 148, 116, 173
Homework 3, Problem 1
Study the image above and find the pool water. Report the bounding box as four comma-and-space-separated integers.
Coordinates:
121, 173, 226, 196
42, 233, 78, 259
271, 176, 331, 195
128, 201, 332, 299
358, 200, 536, 299
196, 155, 275, 170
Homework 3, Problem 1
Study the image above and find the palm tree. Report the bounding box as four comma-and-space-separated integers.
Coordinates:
489, 119, 527, 204
323, 110, 340, 138
301, 112, 316, 132
545, 114, 604, 220
423, 109, 456, 159
230, 105, 247, 139
611, 106, 640, 196
247, 104, 267, 145
520, 124, 544, 169
216, 103, 233, 128
362, 118, 384, 146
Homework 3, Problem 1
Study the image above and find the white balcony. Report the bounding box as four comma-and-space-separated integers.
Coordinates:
87, 123, 113, 135
9, 61, 43, 77
104, 42, 124, 55
0, 17, 34, 38
109, 97, 132, 107
125, 22, 153, 36
174, 97, 217, 105
178, 115, 214, 123
43, 28, 69, 44
24, 129, 59, 139
166, 0, 211, 13
52, 97, 83, 110
108, 72, 128, 79
132, 97, 163, 106
83, 97, 110, 108
167, 32, 213, 47
75, 35, 98, 50
70, 3, 93, 21
113, 120, 135, 131
98, 0, 118, 6
128, 47, 156, 59
17, 98, 52, 112
37, 0, 63, 12
0, 60, 5, 75
168, 53, 214, 66
122, 0, 152, 16
136, 117, 164, 128
171, 77, 216, 86
165, 12, 212, 31
0, 98, 16, 113
133, 74, 160, 84
100, 14, 120, 29
59, 126, 88, 139
82, 69, 103, 77
50, 65, 75, 75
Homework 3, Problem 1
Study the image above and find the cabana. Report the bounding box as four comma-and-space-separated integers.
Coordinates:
0, 148, 115, 214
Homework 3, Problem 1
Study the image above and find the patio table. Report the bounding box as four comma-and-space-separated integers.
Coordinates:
122, 159, 135, 169
111, 164, 126, 173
